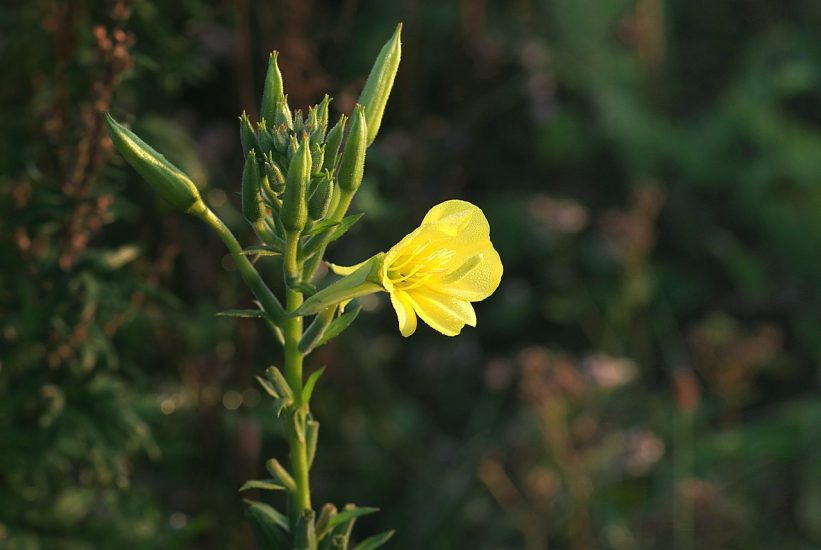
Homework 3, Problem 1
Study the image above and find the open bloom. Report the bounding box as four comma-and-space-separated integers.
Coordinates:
334, 200, 503, 337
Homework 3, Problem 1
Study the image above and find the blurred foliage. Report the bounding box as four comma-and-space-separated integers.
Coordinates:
2, 0, 821, 549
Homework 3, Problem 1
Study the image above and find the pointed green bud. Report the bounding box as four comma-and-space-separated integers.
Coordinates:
308, 172, 333, 220
312, 95, 331, 143
310, 142, 324, 175
315, 503, 336, 538
280, 135, 311, 232
293, 109, 304, 134
358, 23, 402, 145
261, 52, 285, 124
337, 105, 367, 193
307, 105, 319, 133
258, 123, 275, 155
263, 157, 285, 193
274, 96, 293, 129
273, 124, 289, 153
242, 150, 264, 223
322, 114, 347, 173
104, 113, 203, 212
239, 111, 260, 157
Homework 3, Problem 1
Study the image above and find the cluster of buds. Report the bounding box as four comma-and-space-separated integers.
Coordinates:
104, 24, 403, 550
237, 47, 373, 292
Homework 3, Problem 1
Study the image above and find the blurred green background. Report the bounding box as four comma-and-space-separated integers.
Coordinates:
2, 0, 821, 548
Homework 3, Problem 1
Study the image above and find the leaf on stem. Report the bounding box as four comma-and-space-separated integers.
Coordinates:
354, 530, 396, 550
217, 309, 269, 319
245, 500, 290, 549
326, 507, 379, 531
239, 479, 287, 492
316, 305, 361, 347
302, 367, 326, 404
241, 245, 282, 257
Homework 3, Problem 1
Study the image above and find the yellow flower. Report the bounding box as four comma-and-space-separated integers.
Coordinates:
334, 200, 503, 337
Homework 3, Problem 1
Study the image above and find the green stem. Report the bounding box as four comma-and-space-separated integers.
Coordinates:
303, 189, 354, 280
283, 231, 312, 512
194, 204, 285, 321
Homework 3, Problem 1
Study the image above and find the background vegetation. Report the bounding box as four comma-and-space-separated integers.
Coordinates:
2, 1, 821, 548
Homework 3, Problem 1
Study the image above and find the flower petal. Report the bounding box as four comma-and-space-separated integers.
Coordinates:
429, 245, 503, 301
390, 290, 418, 337
422, 200, 490, 242
405, 288, 476, 336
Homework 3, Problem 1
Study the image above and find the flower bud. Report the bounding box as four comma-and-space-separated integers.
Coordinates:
272, 124, 289, 154
310, 142, 324, 175
358, 23, 402, 145
260, 52, 285, 125
257, 123, 275, 155
313, 94, 331, 143
104, 113, 203, 212
337, 105, 367, 193
308, 171, 333, 220
322, 114, 347, 173
239, 111, 260, 157
242, 150, 264, 223
274, 97, 293, 129
293, 109, 304, 134
263, 157, 285, 193
280, 135, 312, 232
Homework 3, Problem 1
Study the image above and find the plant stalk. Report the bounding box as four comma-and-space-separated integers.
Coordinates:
284, 230, 312, 513
303, 189, 354, 280
194, 204, 285, 321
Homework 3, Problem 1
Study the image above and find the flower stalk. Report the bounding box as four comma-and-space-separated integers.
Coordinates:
106, 22, 501, 549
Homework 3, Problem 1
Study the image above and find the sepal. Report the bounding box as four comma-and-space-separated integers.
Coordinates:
296, 254, 385, 316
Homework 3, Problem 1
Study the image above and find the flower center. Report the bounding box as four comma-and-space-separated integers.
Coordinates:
387, 240, 456, 290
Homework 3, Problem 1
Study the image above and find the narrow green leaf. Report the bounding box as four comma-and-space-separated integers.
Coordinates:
241, 245, 281, 257
256, 376, 279, 399
304, 219, 340, 237
217, 309, 268, 319
326, 507, 379, 531
317, 306, 361, 347
302, 367, 326, 404
239, 479, 287, 492
299, 307, 336, 353
245, 500, 290, 549
354, 530, 395, 550
306, 420, 319, 469
328, 213, 364, 243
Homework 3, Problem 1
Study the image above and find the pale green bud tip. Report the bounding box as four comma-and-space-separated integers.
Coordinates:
261, 51, 285, 124
104, 113, 202, 212
358, 22, 402, 145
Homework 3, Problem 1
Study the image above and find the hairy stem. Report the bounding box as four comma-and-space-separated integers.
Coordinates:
303, 189, 354, 280
284, 230, 311, 512
194, 204, 285, 320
